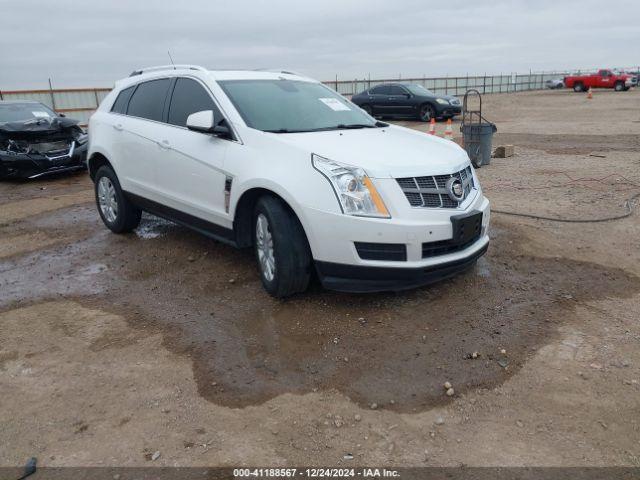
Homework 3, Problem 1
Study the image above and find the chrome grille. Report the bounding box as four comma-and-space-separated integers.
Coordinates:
396, 166, 475, 208
29, 140, 72, 156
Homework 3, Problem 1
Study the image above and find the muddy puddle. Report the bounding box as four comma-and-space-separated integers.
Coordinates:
2, 202, 638, 413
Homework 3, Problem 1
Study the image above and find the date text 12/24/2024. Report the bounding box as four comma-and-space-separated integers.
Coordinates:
234, 468, 400, 478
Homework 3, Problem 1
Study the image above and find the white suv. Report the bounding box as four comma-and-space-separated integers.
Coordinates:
88, 65, 490, 297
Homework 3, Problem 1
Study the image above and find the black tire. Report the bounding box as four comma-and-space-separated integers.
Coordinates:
573, 83, 584, 92
94, 165, 141, 233
253, 195, 311, 298
614, 82, 624, 92
361, 104, 373, 116
419, 103, 435, 122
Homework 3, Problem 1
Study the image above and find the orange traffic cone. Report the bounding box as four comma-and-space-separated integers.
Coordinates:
428, 117, 436, 135
443, 118, 453, 140
587, 87, 593, 99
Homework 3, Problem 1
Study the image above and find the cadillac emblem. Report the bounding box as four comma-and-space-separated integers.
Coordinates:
446, 177, 465, 201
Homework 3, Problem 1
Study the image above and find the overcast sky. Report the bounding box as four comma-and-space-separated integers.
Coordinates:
1, 0, 638, 90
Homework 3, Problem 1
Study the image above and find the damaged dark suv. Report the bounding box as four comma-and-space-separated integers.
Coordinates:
0, 101, 88, 179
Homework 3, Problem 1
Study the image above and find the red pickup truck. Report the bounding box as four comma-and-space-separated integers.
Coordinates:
564, 69, 635, 92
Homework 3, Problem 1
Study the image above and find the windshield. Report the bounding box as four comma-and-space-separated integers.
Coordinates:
218, 79, 378, 133
0, 103, 57, 123
405, 84, 435, 96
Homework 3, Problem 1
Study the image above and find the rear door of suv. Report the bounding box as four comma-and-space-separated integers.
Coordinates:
117, 78, 172, 200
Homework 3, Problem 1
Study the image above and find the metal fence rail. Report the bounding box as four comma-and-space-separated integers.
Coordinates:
2, 67, 637, 126
330, 72, 569, 97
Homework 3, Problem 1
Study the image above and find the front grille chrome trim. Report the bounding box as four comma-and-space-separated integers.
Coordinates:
396, 166, 476, 209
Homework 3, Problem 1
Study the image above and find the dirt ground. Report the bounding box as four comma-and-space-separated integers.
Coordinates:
1, 88, 639, 467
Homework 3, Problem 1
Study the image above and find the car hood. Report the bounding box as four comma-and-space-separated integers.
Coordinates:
270, 124, 471, 178
0, 117, 81, 139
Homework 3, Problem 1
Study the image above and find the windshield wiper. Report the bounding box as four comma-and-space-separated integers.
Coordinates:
332, 121, 388, 130
264, 121, 388, 134
334, 123, 376, 129
264, 128, 310, 133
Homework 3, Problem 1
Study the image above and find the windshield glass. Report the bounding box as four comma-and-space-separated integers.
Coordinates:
0, 103, 56, 123
218, 79, 377, 133
405, 84, 435, 96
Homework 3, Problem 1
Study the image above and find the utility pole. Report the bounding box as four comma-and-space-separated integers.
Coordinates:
48, 78, 57, 111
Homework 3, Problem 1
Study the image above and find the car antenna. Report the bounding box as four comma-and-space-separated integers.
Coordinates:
167, 50, 176, 70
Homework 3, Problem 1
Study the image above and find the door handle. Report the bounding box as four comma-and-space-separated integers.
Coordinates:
113, 123, 123, 131
158, 139, 171, 150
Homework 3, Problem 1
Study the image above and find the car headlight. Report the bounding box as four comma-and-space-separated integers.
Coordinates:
436, 98, 450, 105
312, 154, 390, 218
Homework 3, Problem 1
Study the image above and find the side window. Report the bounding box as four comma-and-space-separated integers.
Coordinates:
111, 86, 135, 114
167, 78, 218, 127
370, 85, 390, 95
126, 78, 171, 121
389, 85, 408, 95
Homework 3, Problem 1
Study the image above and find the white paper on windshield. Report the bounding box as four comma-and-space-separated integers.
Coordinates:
32, 111, 51, 118
319, 98, 351, 111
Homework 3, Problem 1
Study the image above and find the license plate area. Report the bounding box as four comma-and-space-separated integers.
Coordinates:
450, 210, 483, 245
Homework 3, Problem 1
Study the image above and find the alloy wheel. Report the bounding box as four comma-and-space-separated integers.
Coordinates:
256, 213, 276, 281
97, 176, 118, 224
420, 105, 433, 121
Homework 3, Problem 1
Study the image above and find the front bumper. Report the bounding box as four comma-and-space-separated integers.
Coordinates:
435, 104, 462, 117
316, 241, 488, 293
300, 187, 490, 292
0, 142, 87, 179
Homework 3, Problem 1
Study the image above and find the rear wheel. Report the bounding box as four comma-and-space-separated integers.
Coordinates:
419, 103, 435, 122
253, 196, 311, 298
573, 83, 584, 92
614, 82, 625, 92
94, 165, 141, 233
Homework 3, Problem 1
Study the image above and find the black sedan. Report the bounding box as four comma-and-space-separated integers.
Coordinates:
0, 101, 88, 179
351, 83, 461, 122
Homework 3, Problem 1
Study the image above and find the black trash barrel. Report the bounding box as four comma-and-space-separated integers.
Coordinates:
461, 122, 497, 168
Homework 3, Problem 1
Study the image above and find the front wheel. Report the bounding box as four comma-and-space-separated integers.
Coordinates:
253, 196, 311, 297
94, 165, 141, 233
419, 104, 435, 122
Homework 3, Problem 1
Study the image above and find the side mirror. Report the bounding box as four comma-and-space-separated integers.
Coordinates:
186, 110, 232, 139
186, 110, 215, 133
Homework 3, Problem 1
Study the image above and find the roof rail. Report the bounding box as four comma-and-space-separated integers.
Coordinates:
129, 65, 207, 77
254, 68, 305, 76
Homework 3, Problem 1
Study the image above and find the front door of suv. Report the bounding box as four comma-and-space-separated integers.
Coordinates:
155, 77, 231, 228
